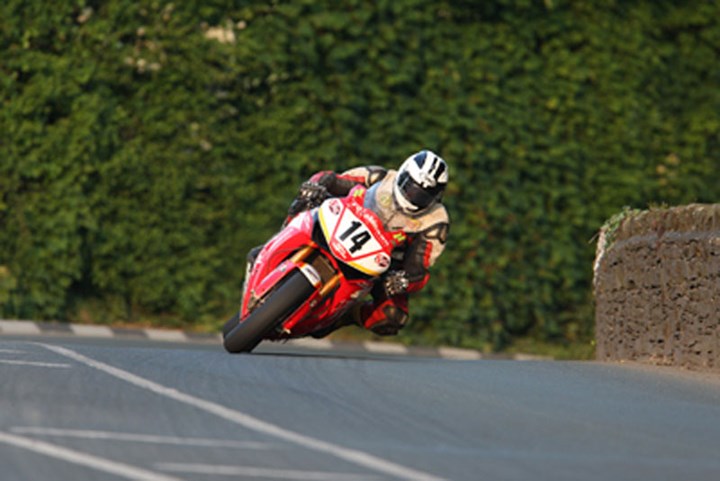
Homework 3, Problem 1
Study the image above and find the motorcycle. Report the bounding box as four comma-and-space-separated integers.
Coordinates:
223, 185, 407, 353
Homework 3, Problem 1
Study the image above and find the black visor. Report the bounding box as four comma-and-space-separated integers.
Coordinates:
397, 171, 442, 210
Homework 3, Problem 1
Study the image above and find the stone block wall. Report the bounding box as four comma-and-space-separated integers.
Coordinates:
593, 204, 720, 372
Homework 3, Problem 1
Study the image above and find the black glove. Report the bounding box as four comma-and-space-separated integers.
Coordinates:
383, 270, 409, 297
288, 181, 329, 216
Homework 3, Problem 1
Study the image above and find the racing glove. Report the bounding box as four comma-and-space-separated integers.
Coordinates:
383, 270, 410, 297
288, 181, 329, 216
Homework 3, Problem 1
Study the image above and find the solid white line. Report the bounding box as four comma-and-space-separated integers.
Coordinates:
0, 359, 71, 368
156, 462, 381, 480
0, 431, 182, 481
38, 343, 447, 481
10, 427, 270, 449
0, 349, 24, 353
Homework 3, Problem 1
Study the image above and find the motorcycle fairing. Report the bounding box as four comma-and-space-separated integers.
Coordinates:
317, 187, 395, 276
239, 186, 407, 338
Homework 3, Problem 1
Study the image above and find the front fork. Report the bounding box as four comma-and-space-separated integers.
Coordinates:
291, 245, 341, 295
280, 245, 342, 334
244, 245, 341, 322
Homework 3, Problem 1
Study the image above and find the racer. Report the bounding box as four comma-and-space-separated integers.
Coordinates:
280, 150, 450, 337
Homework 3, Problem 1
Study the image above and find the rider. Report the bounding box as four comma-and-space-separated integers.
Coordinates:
284, 150, 450, 337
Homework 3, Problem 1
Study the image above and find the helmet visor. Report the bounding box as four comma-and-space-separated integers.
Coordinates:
397, 172, 441, 210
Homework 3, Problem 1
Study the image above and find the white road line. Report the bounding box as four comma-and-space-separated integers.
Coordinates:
0, 349, 24, 354
38, 343, 447, 481
10, 427, 270, 449
156, 462, 381, 480
0, 359, 71, 368
0, 431, 182, 481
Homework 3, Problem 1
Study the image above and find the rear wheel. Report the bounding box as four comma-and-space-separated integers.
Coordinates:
223, 271, 315, 353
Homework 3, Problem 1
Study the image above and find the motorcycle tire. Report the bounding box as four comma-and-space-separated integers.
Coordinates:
222, 312, 240, 339
223, 270, 315, 353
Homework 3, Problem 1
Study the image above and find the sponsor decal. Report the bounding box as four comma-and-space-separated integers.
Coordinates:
375, 253, 390, 269
330, 238, 347, 257
361, 211, 381, 233
300, 264, 322, 286
393, 232, 407, 244
329, 199, 341, 215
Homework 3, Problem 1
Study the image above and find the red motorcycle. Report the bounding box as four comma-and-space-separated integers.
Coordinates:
223, 185, 407, 353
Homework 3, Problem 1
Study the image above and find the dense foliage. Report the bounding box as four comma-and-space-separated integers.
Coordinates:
1, 0, 719, 351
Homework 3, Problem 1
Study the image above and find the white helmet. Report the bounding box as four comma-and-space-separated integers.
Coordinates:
393, 150, 448, 214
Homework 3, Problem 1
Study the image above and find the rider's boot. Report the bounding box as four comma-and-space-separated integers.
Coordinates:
309, 303, 365, 339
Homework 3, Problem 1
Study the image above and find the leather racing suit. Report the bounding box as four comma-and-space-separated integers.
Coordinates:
288, 166, 449, 336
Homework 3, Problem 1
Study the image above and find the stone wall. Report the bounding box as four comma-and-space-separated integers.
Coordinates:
593, 204, 720, 372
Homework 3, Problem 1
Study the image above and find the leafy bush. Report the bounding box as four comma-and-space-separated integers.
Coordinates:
1, 0, 718, 349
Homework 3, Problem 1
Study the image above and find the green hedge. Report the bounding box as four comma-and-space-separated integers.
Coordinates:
1, 0, 719, 351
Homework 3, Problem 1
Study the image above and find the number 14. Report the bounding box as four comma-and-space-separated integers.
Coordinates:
339, 221, 371, 253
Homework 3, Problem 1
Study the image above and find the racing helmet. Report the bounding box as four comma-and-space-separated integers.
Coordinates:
392, 150, 449, 214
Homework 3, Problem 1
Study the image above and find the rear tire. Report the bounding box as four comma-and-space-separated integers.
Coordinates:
223, 271, 315, 353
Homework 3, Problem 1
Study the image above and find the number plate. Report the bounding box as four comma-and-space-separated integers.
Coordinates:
318, 197, 392, 276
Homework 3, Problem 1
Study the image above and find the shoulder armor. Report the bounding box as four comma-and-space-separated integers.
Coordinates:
422, 222, 449, 244
366, 166, 388, 186
340, 165, 388, 188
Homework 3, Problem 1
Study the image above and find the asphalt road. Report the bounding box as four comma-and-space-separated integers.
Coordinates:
1, 336, 719, 481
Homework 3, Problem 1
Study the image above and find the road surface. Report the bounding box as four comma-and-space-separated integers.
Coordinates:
1, 335, 719, 481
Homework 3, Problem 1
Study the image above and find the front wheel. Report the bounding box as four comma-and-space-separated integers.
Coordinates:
222, 312, 240, 339
223, 270, 316, 353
